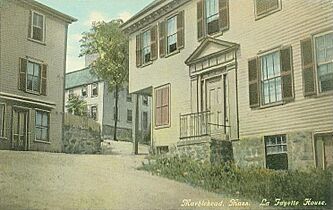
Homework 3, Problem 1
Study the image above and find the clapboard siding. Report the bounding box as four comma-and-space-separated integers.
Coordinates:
220, 0, 333, 138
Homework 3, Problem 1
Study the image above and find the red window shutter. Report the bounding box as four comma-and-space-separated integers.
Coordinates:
41, 64, 47, 95
159, 21, 166, 58
136, 34, 142, 67
301, 38, 316, 96
197, 0, 204, 40
150, 25, 158, 61
248, 57, 260, 108
219, 0, 229, 32
19, 58, 27, 91
177, 11, 185, 49
280, 46, 294, 101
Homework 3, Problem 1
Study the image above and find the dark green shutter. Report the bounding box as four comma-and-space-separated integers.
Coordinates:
219, 0, 229, 31
177, 11, 185, 49
159, 21, 166, 58
136, 34, 142, 67
280, 46, 294, 101
248, 57, 260, 108
41, 64, 47, 95
197, 0, 204, 40
150, 25, 158, 61
301, 38, 316, 96
19, 58, 27, 91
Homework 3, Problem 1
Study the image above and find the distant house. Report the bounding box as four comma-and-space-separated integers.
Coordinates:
65, 68, 151, 141
0, 0, 76, 152
122, 0, 333, 170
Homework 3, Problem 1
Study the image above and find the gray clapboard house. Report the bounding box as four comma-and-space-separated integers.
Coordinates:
0, 0, 76, 152
65, 68, 151, 141
122, 0, 333, 170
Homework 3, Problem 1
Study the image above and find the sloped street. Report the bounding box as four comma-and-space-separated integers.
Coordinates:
0, 141, 259, 210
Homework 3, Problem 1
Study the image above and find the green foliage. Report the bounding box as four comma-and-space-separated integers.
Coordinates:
66, 95, 87, 116
80, 19, 129, 89
140, 155, 332, 206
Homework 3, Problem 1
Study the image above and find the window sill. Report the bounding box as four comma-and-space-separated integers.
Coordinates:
154, 124, 171, 130
27, 38, 46, 46
255, 8, 282, 21
34, 139, 51, 144
165, 49, 180, 58
140, 61, 153, 68
251, 101, 286, 110
25, 90, 42, 96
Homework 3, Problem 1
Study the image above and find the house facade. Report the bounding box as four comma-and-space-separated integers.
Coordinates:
122, 0, 333, 170
65, 68, 151, 142
0, 0, 76, 152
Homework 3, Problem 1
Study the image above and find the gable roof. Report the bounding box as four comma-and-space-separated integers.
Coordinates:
22, 0, 77, 23
185, 37, 239, 65
65, 68, 101, 89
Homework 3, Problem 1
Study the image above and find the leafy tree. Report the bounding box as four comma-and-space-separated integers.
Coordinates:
80, 19, 129, 141
66, 95, 87, 116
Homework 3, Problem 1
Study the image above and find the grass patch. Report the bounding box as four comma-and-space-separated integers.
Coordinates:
139, 155, 332, 208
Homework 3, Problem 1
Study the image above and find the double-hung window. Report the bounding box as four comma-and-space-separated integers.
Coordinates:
315, 32, 333, 93
35, 111, 49, 142
27, 61, 41, 93
142, 31, 151, 64
0, 104, 5, 138
205, 0, 219, 35
31, 11, 45, 42
127, 109, 133, 123
261, 51, 282, 105
265, 135, 288, 170
167, 16, 177, 54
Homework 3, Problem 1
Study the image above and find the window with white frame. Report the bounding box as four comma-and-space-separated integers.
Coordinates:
255, 0, 281, 18
91, 83, 98, 97
205, 0, 219, 35
81, 86, 87, 97
35, 111, 49, 142
315, 32, 333, 93
27, 61, 41, 93
265, 135, 288, 170
127, 109, 132, 123
142, 30, 151, 64
31, 11, 45, 42
167, 16, 177, 54
261, 51, 282, 105
0, 104, 5, 138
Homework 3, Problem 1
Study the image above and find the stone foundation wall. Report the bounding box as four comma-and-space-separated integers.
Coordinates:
174, 137, 233, 164
233, 131, 315, 170
102, 125, 132, 141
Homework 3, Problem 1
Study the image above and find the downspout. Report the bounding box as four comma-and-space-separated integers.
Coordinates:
61, 24, 69, 152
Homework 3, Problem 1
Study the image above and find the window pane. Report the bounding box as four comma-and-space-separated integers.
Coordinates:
41, 128, 48, 140
33, 77, 40, 92
261, 57, 267, 80
317, 49, 326, 63
167, 17, 176, 36
34, 64, 40, 77
36, 128, 42, 140
269, 79, 276, 103
275, 77, 282, 101
266, 54, 274, 78
27, 75, 33, 90
28, 62, 34, 75
273, 52, 280, 76
36, 112, 42, 126
326, 47, 333, 61
263, 81, 270, 104
42, 113, 48, 127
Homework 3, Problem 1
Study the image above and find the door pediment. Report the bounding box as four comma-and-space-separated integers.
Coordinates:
185, 37, 239, 65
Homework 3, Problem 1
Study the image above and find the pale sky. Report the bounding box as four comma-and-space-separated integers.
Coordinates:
37, 0, 154, 72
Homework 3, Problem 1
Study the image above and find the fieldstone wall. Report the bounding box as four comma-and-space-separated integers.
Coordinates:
102, 125, 132, 141
233, 131, 315, 170
232, 137, 265, 168
175, 137, 233, 164
287, 131, 315, 170
63, 114, 101, 154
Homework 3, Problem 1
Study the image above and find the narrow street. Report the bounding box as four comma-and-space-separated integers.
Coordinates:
0, 141, 258, 210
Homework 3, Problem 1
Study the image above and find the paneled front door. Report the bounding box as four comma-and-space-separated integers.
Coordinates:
12, 108, 29, 151
315, 133, 333, 172
205, 76, 225, 136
